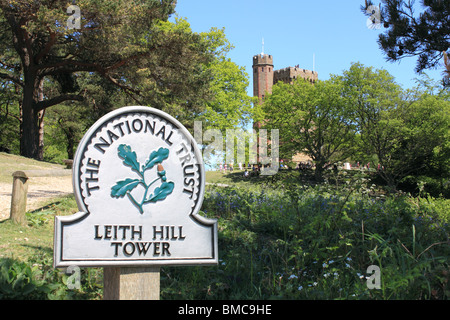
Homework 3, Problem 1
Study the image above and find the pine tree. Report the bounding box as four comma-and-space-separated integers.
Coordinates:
363, 0, 449, 85
0, 0, 212, 160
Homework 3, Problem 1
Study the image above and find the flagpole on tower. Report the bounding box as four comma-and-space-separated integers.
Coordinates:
313, 53, 315, 73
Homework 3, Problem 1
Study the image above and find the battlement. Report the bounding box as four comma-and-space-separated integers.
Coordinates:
274, 66, 318, 84
252, 53, 318, 103
253, 54, 273, 66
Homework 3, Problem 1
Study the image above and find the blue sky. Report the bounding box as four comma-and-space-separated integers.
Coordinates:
173, 0, 444, 93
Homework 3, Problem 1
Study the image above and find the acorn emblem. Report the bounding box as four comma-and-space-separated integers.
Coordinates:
157, 164, 167, 181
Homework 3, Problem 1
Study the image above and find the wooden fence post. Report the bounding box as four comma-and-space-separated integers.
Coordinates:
10, 172, 29, 226
103, 267, 160, 300
9, 169, 72, 226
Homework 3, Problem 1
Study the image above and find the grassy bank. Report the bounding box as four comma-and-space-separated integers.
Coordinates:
0, 152, 66, 183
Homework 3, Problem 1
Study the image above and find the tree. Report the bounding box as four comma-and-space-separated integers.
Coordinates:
342, 63, 403, 187
43, 71, 131, 161
0, 78, 21, 153
362, 0, 450, 84
342, 63, 450, 190
261, 78, 357, 181
395, 83, 450, 191
0, 0, 213, 160
197, 28, 253, 132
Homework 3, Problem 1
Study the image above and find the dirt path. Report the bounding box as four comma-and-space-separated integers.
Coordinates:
0, 175, 73, 221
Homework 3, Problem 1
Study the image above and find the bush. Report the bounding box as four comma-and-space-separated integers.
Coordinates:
161, 182, 449, 300
0, 258, 65, 299
0, 256, 103, 300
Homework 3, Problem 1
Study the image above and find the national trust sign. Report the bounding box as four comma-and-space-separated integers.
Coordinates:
53, 106, 218, 267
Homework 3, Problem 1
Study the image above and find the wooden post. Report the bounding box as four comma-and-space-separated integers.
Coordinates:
9, 169, 72, 225
10, 173, 29, 226
103, 267, 160, 300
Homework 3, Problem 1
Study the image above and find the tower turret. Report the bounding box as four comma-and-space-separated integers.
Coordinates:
252, 54, 274, 103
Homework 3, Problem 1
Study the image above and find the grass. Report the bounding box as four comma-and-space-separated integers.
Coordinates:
0, 152, 66, 183
0, 157, 448, 299
0, 195, 77, 260
0, 194, 103, 299
163, 176, 449, 300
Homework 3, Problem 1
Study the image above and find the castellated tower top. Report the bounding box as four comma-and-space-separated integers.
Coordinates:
274, 66, 318, 84
252, 52, 318, 107
253, 54, 273, 67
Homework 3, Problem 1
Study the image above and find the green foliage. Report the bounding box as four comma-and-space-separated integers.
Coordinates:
0, 194, 102, 300
341, 63, 450, 190
362, 0, 450, 79
0, 172, 447, 300
0, 1, 214, 159
161, 175, 449, 300
0, 81, 20, 154
0, 258, 60, 300
194, 24, 254, 159
261, 77, 357, 181
0, 250, 102, 300
43, 72, 132, 162
200, 56, 254, 131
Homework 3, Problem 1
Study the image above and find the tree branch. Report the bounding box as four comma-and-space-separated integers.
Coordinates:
0, 71, 23, 87
35, 27, 57, 63
37, 60, 102, 76
0, 59, 18, 70
35, 94, 84, 111
104, 52, 149, 72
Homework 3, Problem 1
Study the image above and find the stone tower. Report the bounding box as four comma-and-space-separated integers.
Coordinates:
252, 52, 317, 166
252, 54, 274, 103
252, 53, 318, 104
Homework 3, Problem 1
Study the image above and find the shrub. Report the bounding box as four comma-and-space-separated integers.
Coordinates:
162, 182, 449, 300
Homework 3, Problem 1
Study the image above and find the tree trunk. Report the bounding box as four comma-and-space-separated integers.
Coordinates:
38, 109, 45, 160
314, 163, 325, 182
20, 72, 42, 160
21, 98, 40, 159
37, 79, 45, 160
65, 127, 75, 160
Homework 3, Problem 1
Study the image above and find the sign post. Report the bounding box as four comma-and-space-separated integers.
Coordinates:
103, 267, 160, 300
54, 106, 218, 299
